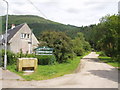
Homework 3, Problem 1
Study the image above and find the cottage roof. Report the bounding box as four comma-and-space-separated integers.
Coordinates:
0, 23, 25, 44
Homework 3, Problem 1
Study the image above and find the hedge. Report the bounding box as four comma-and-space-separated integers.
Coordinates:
35, 55, 56, 65
0, 50, 56, 66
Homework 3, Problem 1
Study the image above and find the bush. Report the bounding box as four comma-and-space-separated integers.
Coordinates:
72, 32, 91, 56
99, 51, 106, 56
0, 51, 3, 67
1, 50, 75, 66
35, 55, 56, 65
17, 53, 56, 65
40, 31, 73, 63
67, 52, 76, 60
7, 50, 17, 65
1, 50, 17, 66
25, 54, 36, 58
0, 49, 56, 66
83, 42, 91, 51
73, 47, 85, 56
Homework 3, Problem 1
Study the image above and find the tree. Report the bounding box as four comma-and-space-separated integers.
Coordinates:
39, 31, 73, 63
72, 32, 91, 56
97, 15, 118, 58
83, 14, 119, 61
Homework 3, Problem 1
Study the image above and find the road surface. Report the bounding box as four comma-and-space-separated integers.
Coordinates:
1, 52, 119, 88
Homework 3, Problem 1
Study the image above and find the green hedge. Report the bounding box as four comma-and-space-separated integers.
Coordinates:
0, 50, 17, 66
0, 50, 56, 66
24, 54, 56, 65
36, 55, 56, 65
17, 53, 56, 65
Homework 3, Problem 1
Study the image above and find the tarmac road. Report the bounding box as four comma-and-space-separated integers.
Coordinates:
2, 52, 119, 88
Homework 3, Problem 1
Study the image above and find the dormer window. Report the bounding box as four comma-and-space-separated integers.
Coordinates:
24, 34, 26, 38
21, 33, 25, 38
21, 33, 30, 39
27, 34, 30, 38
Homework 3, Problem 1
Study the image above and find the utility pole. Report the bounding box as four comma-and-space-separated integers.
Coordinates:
118, 1, 120, 15
3, 0, 8, 70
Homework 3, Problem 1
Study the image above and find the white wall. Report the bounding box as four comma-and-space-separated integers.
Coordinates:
9, 23, 39, 54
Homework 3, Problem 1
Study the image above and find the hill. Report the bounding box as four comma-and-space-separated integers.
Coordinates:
2, 15, 81, 38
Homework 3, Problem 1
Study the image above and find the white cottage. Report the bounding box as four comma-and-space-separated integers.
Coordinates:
0, 23, 39, 54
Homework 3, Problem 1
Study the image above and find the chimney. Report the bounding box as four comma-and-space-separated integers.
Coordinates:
11, 24, 15, 29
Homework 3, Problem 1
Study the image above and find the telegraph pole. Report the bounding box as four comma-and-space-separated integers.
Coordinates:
3, 0, 8, 70
118, 1, 120, 15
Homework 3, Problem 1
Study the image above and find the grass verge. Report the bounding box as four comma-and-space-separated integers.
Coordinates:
7, 52, 90, 81
98, 56, 119, 67
97, 52, 119, 68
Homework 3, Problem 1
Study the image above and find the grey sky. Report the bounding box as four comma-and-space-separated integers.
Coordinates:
0, 0, 119, 26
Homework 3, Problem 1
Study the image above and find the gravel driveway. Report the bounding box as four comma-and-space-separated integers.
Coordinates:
2, 52, 119, 88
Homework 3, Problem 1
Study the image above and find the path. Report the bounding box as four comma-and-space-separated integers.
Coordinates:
2, 52, 119, 88
2, 69, 24, 80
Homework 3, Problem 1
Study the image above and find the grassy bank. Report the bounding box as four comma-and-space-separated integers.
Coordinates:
7, 52, 90, 81
96, 52, 119, 68
98, 56, 119, 67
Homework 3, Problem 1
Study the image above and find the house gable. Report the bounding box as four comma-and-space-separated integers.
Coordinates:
7, 24, 25, 43
9, 23, 32, 43
8, 23, 39, 53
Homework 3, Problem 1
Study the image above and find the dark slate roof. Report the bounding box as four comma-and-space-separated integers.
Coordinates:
7, 23, 25, 42
0, 23, 25, 44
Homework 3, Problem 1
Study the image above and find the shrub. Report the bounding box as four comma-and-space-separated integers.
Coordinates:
7, 50, 17, 65
99, 51, 106, 56
35, 55, 56, 65
0, 49, 56, 66
72, 32, 91, 56
16, 50, 36, 58
1, 50, 17, 65
25, 54, 36, 58
83, 42, 91, 51
0, 50, 3, 67
40, 31, 73, 63
67, 52, 76, 60
73, 47, 85, 56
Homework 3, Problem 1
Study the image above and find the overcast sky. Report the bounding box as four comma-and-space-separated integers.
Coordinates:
0, 0, 119, 26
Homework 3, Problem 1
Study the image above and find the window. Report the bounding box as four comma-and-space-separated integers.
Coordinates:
27, 34, 30, 38
24, 34, 26, 38
21, 33, 30, 39
21, 33, 24, 38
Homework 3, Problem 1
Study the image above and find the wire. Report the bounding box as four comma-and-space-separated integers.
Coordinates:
27, 0, 48, 19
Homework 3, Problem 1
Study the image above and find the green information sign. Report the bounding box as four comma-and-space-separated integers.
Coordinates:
34, 46, 54, 55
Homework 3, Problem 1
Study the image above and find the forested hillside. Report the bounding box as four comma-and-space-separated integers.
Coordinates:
2, 15, 81, 38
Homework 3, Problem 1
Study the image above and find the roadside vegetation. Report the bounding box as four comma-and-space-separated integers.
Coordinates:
2, 14, 118, 62
84, 15, 119, 62
96, 52, 119, 69
7, 52, 90, 81
1, 14, 119, 80
0, 30, 91, 80
1, 31, 91, 66
7, 56, 81, 80
39, 31, 91, 63
83, 14, 119, 70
